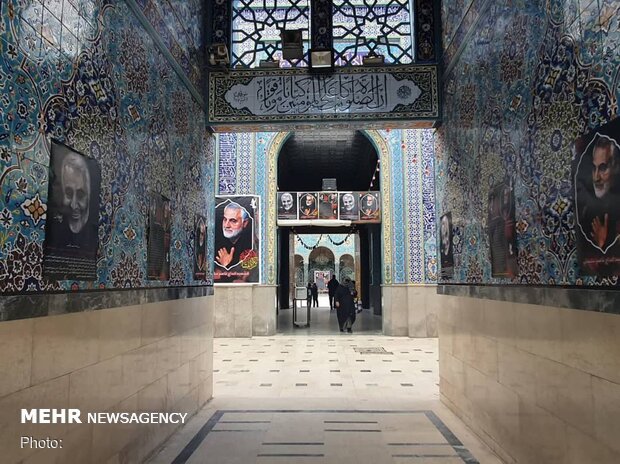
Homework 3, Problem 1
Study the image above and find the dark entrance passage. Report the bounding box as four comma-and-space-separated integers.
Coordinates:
276, 130, 383, 333
277, 225, 382, 335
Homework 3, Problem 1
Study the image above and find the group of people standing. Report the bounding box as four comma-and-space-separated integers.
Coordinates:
306, 275, 357, 333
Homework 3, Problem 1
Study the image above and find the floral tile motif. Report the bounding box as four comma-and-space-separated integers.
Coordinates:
437, 0, 620, 287
0, 1, 214, 295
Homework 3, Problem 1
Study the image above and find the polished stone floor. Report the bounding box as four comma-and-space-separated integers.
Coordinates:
277, 295, 383, 335
148, 336, 503, 464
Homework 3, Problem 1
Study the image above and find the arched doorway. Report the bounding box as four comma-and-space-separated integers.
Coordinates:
338, 253, 355, 282
308, 246, 335, 291
269, 130, 389, 332
294, 254, 305, 287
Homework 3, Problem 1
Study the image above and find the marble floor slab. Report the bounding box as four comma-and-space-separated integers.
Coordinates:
147, 336, 504, 464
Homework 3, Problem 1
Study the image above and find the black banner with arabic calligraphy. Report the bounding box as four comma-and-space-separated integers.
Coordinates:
208, 65, 439, 130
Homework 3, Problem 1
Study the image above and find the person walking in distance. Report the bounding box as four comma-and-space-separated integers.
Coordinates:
327, 275, 339, 311
334, 278, 356, 333
306, 282, 313, 309
311, 282, 319, 307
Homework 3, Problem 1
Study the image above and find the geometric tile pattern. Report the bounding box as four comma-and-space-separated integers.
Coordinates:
332, 0, 413, 66
437, 0, 620, 287
237, 132, 254, 194
217, 133, 237, 194
0, 1, 214, 294
404, 130, 425, 284
383, 129, 406, 284
216, 129, 438, 286
421, 129, 437, 283
405, 129, 437, 284
231, 0, 311, 68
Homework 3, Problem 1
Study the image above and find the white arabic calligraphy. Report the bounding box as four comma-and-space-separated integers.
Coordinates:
225, 73, 421, 116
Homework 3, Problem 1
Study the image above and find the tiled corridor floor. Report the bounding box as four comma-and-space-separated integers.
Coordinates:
148, 336, 503, 464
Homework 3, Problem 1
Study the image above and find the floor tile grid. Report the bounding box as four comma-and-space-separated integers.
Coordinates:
213, 337, 440, 400
148, 336, 503, 464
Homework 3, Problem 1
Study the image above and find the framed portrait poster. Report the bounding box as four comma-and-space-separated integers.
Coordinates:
573, 118, 620, 276
43, 139, 101, 280
214, 195, 260, 283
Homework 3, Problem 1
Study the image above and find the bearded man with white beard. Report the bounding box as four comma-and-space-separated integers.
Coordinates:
579, 136, 620, 253
215, 202, 252, 269
572, 133, 620, 277
278, 192, 296, 219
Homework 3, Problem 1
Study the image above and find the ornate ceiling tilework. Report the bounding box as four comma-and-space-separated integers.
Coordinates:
134, 0, 204, 95
311, 0, 333, 50
210, 0, 232, 48
437, 0, 620, 288
441, 0, 474, 50
415, 0, 437, 62
442, 0, 489, 75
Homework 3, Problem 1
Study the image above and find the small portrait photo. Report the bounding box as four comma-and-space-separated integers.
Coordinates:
439, 212, 454, 278
278, 192, 297, 220
298, 192, 318, 219
339, 192, 359, 221
194, 215, 207, 280
147, 192, 172, 281
319, 192, 338, 219
487, 181, 518, 278
573, 118, 620, 276
359, 192, 380, 222
43, 139, 101, 281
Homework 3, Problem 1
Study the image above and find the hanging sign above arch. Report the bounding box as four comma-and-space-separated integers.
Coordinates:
208, 65, 439, 131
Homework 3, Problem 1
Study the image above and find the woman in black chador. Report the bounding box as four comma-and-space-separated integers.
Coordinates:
334, 278, 356, 333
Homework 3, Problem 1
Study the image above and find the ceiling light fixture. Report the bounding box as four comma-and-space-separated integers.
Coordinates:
208, 43, 230, 67
362, 50, 385, 66
281, 29, 304, 61
309, 48, 334, 71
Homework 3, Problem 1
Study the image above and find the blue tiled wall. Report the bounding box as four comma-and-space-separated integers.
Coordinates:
0, 0, 214, 293
437, 0, 620, 286
217, 129, 437, 285
134, 0, 204, 97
